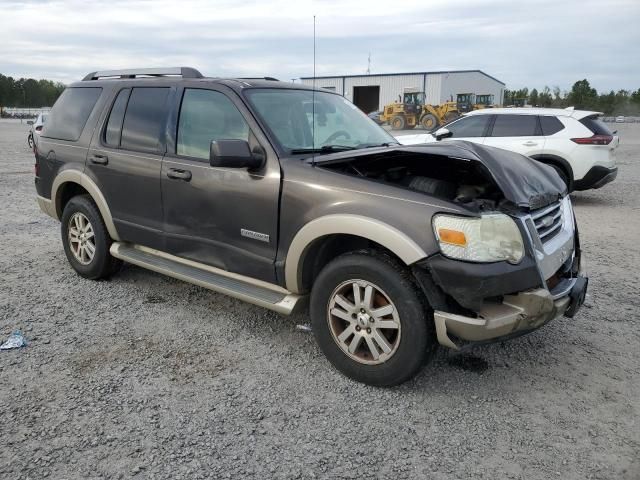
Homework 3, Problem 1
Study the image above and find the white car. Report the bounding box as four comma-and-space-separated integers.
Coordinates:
397, 107, 619, 191
27, 113, 48, 149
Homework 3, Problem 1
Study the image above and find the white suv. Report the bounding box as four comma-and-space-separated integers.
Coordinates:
397, 107, 619, 191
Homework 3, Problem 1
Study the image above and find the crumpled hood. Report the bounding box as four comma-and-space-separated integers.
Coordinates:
311, 140, 567, 210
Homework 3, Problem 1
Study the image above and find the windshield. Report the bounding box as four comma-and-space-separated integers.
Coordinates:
244, 88, 396, 153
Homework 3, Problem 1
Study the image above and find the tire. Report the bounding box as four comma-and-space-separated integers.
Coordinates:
420, 113, 439, 131
61, 195, 121, 280
549, 164, 571, 192
27, 134, 34, 149
391, 115, 406, 130
310, 250, 436, 386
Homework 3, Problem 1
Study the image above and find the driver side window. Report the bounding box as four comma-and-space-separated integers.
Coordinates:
177, 89, 249, 160
446, 115, 490, 138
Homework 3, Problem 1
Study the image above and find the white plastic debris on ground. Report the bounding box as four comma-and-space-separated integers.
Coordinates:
0, 331, 27, 350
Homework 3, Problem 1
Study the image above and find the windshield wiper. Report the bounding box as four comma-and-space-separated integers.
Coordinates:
360, 141, 400, 148
290, 144, 357, 154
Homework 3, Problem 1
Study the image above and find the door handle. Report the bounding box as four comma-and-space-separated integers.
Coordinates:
522, 141, 538, 146
167, 168, 192, 181
89, 154, 108, 165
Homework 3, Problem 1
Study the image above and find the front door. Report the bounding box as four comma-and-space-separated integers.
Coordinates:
161, 87, 281, 283
86, 86, 170, 249
439, 114, 491, 144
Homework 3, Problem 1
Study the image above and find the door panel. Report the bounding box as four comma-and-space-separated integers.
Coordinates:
483, 114, 545, 156
161, 87, 280, 283
85, 87, 169, 249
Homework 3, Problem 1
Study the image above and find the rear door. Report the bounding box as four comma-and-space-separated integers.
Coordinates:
483, 114, 545, 156
86, 86, 170, 248
161, 86, 281, 283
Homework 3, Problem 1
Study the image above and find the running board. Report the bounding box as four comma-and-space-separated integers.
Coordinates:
110, 242, 303, 315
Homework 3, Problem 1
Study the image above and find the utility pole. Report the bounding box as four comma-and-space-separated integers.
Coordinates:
366, 52, 371, 75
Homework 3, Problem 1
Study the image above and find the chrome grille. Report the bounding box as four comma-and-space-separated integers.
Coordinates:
531, 201, 563, 243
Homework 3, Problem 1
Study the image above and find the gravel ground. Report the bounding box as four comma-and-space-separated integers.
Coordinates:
0, 118, 638, 479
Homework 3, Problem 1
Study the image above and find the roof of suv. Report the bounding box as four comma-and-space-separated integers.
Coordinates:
71, 67, 317, 93
465, 107, 602, 120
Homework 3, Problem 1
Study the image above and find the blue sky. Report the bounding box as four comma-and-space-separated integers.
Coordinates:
1, 0, 638, 92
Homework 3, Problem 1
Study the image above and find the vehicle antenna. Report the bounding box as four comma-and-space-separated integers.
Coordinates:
312, 14, 316, 168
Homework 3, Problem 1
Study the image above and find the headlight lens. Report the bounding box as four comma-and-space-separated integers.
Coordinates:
432, 213, 524, 264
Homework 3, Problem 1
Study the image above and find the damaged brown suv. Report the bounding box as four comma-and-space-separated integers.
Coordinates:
35, 67, 588, 386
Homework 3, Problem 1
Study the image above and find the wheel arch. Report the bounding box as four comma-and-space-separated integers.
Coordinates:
52, 170, 120, 241
285, 215, 427, 294
530, 154, 574, 190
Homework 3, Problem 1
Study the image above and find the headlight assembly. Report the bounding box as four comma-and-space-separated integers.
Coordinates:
432, 213, 524, 264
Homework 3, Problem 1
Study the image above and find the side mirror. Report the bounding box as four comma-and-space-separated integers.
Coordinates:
26, 120, 34, 125
434, 128, 452, 141
210, 139, 264, 170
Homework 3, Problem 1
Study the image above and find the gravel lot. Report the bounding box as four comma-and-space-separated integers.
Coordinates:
0, 119, 638, 479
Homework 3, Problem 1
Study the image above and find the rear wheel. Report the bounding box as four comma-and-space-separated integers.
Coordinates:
420, 113, 439, 130
61, 195, 121, 279
27, 134, 34, 149
310, 251, 436, 386
549, 164, 571, 191
391, 115, 406, 130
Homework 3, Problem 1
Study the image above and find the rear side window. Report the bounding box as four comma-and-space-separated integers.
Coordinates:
104, 88, 130, 147
121, 87, 170, 153
580, 115, 612, 135
42, 87, 102, 141
491, 114, 540, 137
540, 116, 565, 136
177, 89, 249, 160
446, 115, 490, 138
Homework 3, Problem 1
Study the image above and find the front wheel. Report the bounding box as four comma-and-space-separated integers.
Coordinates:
310, 251, 436, 386
420, 113, 439, 130
27, 134, 34, 149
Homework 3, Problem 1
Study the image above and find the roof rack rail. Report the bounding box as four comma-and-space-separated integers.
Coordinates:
82, 67, 203, 81
238, 77, 279, 81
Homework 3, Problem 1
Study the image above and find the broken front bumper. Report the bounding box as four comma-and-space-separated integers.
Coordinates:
433, 274, 588, 350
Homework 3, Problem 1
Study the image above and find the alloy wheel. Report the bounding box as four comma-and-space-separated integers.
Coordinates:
327, 279, 401, 365
68, 212, 96, 265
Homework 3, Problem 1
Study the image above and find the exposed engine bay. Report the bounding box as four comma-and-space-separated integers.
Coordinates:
320, 150, 509, 211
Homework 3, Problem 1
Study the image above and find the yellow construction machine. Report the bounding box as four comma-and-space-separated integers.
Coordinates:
381, 90, 495, 131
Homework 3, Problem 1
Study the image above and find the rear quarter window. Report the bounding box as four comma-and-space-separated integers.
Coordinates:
540, 116, 565, 136
41, 87, 102, 141
580, 115, 612, 135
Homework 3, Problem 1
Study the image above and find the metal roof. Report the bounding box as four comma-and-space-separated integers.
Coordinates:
300, 69, 505, 86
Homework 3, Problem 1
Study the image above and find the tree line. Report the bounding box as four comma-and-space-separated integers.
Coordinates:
504, 79, 640, 115
0, 74, 66, 109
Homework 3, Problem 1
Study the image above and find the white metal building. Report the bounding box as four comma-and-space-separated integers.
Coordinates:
299, 70, 505, 113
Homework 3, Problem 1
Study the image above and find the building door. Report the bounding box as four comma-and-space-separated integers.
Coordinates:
352, 86, 380, 113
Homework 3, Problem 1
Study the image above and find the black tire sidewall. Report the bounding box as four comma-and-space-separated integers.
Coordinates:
310, 252, 432, 387
61, 195, 114, 279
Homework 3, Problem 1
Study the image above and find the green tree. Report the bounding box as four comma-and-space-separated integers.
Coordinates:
529, 88, 539, 107
539, 86, 553, 107
0, 73, 65, 109
567, 79, 598, 109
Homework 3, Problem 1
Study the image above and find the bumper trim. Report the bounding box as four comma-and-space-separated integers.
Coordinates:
573, 166, 618, 191
37, 195, 57, 219
434, 288, 571, 350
